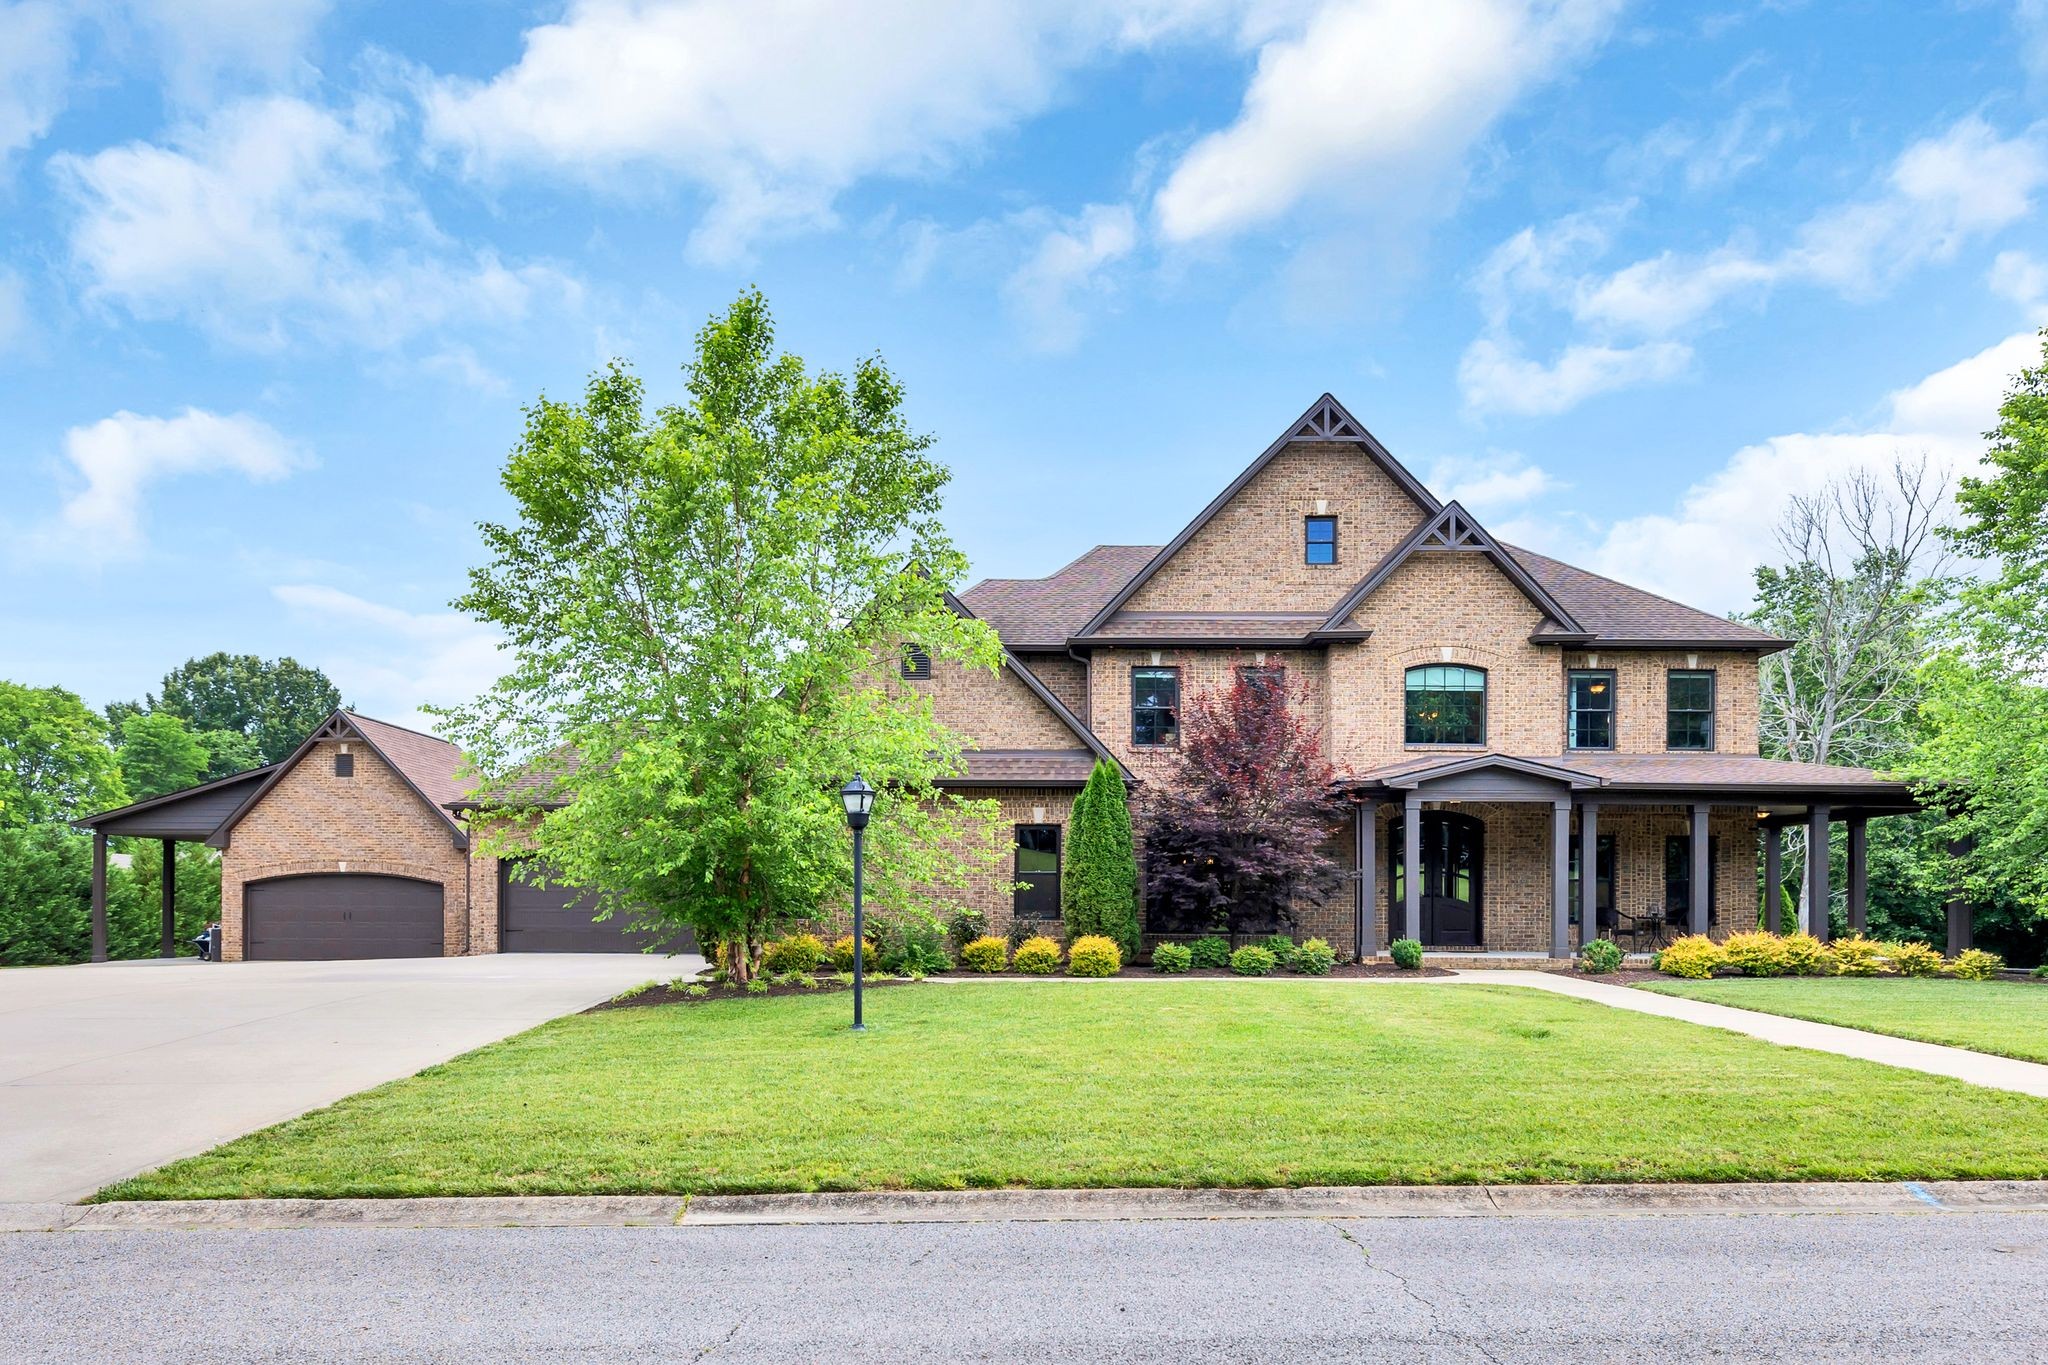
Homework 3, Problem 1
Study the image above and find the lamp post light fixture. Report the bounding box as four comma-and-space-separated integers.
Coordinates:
840, 773, 876, 1032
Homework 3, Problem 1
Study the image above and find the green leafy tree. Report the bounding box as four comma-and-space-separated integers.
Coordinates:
440, 291, 1008, 981
196, 728, 266, 781
117, 712, 210, 799
0, 826, 93, 963
1061, 759, 1139, 955
0, 682, 126, 826
149, 653, 341, 764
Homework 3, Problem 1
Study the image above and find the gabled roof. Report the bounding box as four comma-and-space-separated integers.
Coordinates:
1504, 545, 1792, 651
1077, 394, 1441, 637
959, 545, 1159, 651
1322, 501, 1588, 637
1360, 752, 1604, 791
73, 763, 279, 841
944, 590, 1129, 780
207, 710, 470, 850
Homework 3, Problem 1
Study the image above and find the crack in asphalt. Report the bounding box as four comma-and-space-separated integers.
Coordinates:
698, 1307, 754, 1358
1330, 1222, 1503, 1365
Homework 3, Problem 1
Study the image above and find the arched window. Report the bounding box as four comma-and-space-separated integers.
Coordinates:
1405, 665, 1486, 745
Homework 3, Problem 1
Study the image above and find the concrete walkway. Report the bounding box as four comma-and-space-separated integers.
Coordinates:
1457, 970, 2048, 1099
0, 953, 694, 1203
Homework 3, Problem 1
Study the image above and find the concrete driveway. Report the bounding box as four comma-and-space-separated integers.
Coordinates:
0, 953, 697, 1203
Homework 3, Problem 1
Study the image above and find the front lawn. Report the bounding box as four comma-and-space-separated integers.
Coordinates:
1640, 977, 2048, 1065
99, 981, 2048, 1200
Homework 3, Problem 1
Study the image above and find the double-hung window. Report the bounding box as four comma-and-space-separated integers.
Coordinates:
1014, 825, 1060, 920
1304, 515, 1338, 565
1566, 670, 1615, 750
1667, 670, 1715, 750
1132, 666, 1181, 747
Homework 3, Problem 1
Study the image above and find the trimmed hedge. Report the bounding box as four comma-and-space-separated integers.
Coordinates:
1013, 935, 1063, 975
1150, 942, 1193, 974
959, 936, 1008, 973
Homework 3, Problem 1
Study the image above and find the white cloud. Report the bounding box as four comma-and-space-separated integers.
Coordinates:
120, 0, 333, 102
1153, 0, 1624, 244
271, 584, 506, 730
1519, 330, 2043, 613
2014, 0, 2048, 85
1001, 203, 1138, 352
0, 1, 70, 165
1463, 117, 2048, 414
52, 95, 579, 349
1990, 248, 2048, 313
1423, 451, 1559, 511
0, 267, 27, 351
51, 408, 305, 555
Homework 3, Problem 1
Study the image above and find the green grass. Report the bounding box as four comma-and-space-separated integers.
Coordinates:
98, 982, 2048, 1200
1641, 977, 2048, 1065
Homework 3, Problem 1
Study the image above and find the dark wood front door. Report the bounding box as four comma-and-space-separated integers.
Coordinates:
1388, 812, 1484, 947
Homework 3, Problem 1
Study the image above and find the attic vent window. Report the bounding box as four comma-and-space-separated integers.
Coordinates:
334, 751, 354, 778
900, 644, 932, 681
1305, 515, 1337, 565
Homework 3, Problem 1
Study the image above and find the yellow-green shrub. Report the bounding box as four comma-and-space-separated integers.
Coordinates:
761, 932, 827, 974
959, 935, 1008, 972
1827, 935, 1889, 976
1067, 935, 1122, 976
1012, 935, 1062, 975
1720, 931, 1787, 977
1950, 948, 2004, 980
830, 935, 879, 972
1655, 934, 1725, 980
1778, 932, 1832, 976
1886, 940, 1944, 977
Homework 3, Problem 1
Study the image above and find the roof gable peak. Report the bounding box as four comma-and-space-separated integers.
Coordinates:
1322, 500, 1588, 636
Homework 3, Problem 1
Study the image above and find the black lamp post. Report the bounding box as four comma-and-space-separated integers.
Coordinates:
840, 774, 876, 1032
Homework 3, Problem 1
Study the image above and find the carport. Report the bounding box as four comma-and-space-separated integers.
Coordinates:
71, 767, 277, 963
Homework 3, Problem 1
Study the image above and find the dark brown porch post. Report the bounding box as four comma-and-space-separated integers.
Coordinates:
1402, 792, 1422, 944
1763, 821, 1782, 932
1846, 816, 1868, 936
90, 830, 108, 963
1807, 803, 1832, 942
1689, 804, 1710, 937
1945, 836, 1974, 955
1355, 799, 1378, 961
160, 839, 177, 958
1579, 801, 1599, 949
1550, 800, 1572, 958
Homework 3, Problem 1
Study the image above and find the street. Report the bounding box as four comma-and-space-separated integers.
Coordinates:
5, 1210, 2045, 1362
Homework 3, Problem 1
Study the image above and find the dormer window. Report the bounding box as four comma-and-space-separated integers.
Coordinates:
900, 644, 932, 681
1304, 515, 1337, 565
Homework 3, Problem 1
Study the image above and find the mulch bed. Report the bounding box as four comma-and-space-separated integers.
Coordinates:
586, 977, 917, 1013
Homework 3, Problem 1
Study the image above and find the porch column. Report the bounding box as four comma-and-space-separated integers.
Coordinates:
1355, 800, 1378, 960
1806, 803, 1832, 942
1402, 792, 1422, 944
160, 838, 177, 958
90, 830, 108, 963
1945, 836, 1974, 956
1579, 801, 1600, 949
1763, 821, 1782, 932
1689, 803, 1710, 937
1846, 816, 1868, 936
1550, 799, 1572, 959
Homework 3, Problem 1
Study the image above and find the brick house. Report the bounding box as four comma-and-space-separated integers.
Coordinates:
919, 395, 1919, 957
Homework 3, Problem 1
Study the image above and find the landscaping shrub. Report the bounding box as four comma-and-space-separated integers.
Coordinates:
876, 918, 952, 976
1012, 935, 1063, 975
1067, 935, 1123, 976
1259, 934, 1297, 962
1777, 933, 1832, 977
1288, 937, 1337, 975
1950, 948, 2005, 981
1827, 935, 1889, 976
761, 932, 827, 974
1720, 931, 1787, 977
1887, 941, 1945, 977
1151, 941, 1193, 974
1005, 917, 1045, 951
1062, 759, 1141, 956
682, 984, 709, 999
1578, 938, 1623, 975
1230, 944, 1278, 976
1655, 935, 1725, 979
830, 936, 879, 972
793, 973, 819, 990
1188, 935, 1232, 969
946, 909, 988, 956
1389, 938, 1423, 970
2032, 964, 2048, 980
960, 936, 1009, 973
744, 977, 770, 995
613, 980, 659, 1001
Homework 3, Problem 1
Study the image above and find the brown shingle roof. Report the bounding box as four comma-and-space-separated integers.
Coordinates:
1550, 753, 1908, 793
347, 712, 469, 810
959, 546, 1158, 650
1505, 546, 1788, 649
1090, 610, 1329, 641
936, 749, 1100, 787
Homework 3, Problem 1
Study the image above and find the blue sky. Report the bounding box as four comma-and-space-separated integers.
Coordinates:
4, 0, 2046, 728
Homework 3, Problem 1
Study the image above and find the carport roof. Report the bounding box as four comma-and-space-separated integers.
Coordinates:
73, 764, 279, 841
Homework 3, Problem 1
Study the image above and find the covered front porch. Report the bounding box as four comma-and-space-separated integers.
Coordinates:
1335, 753, 1929, 959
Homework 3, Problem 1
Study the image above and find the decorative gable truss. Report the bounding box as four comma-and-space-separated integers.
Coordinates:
1320, 501, 1592, 641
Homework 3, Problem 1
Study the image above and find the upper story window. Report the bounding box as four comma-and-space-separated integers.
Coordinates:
1132, 666, 1181, 747
1304, 515, 1337, 565
1405, 665, 1486, 745
1566, 670, 1614, 750
1666, 670, 1715, 750
900, 644, 931, 681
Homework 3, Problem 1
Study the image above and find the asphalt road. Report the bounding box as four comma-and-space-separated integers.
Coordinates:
6, 1211, 2046, 1362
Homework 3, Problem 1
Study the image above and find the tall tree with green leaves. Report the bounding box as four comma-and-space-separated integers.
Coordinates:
439, 291, 1009, 980
1061, 759, 1138, 955
145, 653, 341, 765
0, 682, 126, 826
117, 711, 210, 800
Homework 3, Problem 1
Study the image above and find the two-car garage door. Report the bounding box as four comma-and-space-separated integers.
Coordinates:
498, 860, 696, 954
244, 874, 443, 961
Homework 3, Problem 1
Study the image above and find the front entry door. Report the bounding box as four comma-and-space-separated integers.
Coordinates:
1388, 812, 1484, 947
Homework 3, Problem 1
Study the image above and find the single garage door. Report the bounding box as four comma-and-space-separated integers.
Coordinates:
244, 874, 444, 961
499, 860, 696, 954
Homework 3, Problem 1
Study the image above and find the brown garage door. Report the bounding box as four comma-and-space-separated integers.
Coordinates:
499, 860, 696, 954
244, 874, 444, 960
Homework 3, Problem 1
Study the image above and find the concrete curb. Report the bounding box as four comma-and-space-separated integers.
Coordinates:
8, 1180, 2047, 1232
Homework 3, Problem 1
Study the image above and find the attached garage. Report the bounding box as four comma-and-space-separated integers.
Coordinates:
499, 860, 696, 954
244, 874, 444, 961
